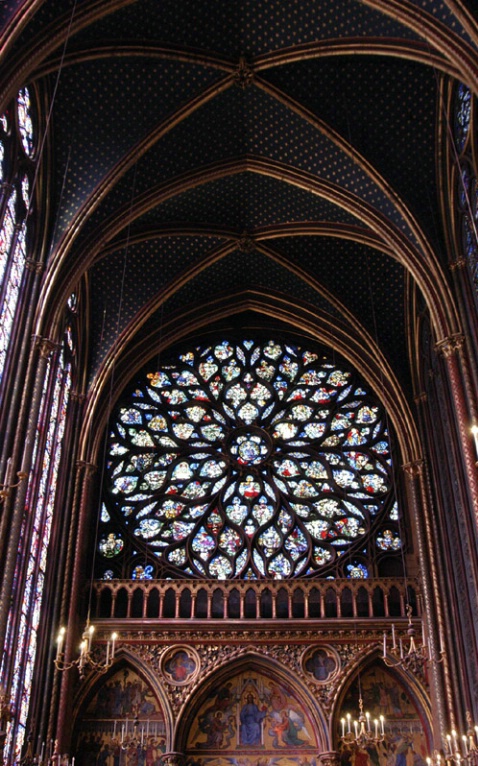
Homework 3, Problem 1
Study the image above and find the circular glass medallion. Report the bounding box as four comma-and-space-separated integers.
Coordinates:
228, 428, 272, 466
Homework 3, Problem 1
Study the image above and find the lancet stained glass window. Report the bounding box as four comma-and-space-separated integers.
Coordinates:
102, 340, 400, 580
453, 83, 478, 293
0, 86, 35, 385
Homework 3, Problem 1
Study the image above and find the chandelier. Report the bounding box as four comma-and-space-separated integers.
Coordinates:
54, 623, 118, 677
382, 605, 444, 671
340, 697, 385, 748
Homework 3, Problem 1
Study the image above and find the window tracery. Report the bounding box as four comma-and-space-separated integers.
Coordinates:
102, 340, 401, 580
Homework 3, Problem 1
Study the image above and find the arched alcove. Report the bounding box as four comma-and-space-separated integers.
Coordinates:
334, 660, 432, 766
72, 659, 170, 765
176, 655, 327, 760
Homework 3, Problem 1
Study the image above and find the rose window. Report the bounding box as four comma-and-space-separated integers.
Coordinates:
102, 339, 399, 579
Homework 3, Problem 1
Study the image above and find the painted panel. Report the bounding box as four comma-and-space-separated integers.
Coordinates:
186, 670, 319, 766
75, 667, 166, 766
338, 665, 430, 766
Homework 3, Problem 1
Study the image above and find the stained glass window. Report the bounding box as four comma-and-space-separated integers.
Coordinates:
102, 340, 400, 580
4, 324, 73, 763
454, 84, 478, 295
0, 87, 35, 386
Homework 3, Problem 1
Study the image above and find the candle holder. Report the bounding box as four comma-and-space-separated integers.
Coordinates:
340, 697, 385, 749
54, 623, 118, 677
382, 606, 444, 672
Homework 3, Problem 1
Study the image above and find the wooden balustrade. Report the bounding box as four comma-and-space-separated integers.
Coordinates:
91, 577, 420, 621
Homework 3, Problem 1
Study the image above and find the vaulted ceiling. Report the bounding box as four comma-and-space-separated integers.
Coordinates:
1, 0, 477, 428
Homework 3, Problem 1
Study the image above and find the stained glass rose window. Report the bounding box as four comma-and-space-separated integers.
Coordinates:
102, 340, 399, 579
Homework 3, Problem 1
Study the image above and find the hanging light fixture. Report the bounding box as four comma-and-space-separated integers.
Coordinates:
54, 623, 118, 677
382, 605, 444, 671
340, 696, 386, 749
425, 714, 478, 766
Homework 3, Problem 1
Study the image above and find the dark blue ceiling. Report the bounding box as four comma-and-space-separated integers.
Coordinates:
3, 0, 475, 407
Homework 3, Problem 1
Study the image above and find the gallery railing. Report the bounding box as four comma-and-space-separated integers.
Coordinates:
91, 577, 420, 621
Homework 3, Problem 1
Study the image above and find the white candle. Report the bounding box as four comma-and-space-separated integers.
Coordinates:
347, 713, 351, 734
341, 718, 345, 737
380, 715, 384, 735
383, 632, 387, 657
399, 638, 404, 659
392, 624, 396, 649
374, 720, 378, 738
113, 720, 117, 737
354, 721, 359, 738
111, 632, 117, 657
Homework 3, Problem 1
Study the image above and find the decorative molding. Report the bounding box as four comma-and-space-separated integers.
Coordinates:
237, 234, 255, 253
234, 57, 254, 89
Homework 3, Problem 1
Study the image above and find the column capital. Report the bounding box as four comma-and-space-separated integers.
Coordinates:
449, 257, 467, 271
33, 335, 59, 358
414, 392, 427, 405
76, 460, 97, 476
402, 459, 424, 477
435, 333, 465, 358
25, 258, 44, 274
70, 390, 86, 404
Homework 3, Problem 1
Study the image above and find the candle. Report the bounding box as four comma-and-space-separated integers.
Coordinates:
113, 721, 117, 738
141, 727, 144, 746
111, 632, 117, 657
56, 628, 66, 660
380, 715, 384, 735
399, 638, 404, 659
40, 742, 45, 761
106, 642, 110, 666
392, 624, 396, 649
347, 713, 351, 734
452, 730, 458, 751
447, 734, 452, 754
354, 721, 359, 738
87, 625, 94, 652
341, 718, 345, 738
472, 424, 478, 458
366, 712, 371, 733
121, 725, 124, 744
374, 720, 378, 738
421, 620, 426, 647
383, 632, 387, 658
462, 735, 468, 756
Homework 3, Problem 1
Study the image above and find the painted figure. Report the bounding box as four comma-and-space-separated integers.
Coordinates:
239, 694, 267, 746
